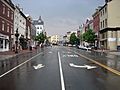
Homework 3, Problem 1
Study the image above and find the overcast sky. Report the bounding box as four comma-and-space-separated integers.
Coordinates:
12, 0, 105, 36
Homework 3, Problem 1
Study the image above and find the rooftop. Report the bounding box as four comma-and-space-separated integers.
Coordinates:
33, 16, 44, 25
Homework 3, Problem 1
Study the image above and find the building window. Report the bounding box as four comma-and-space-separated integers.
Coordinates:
103, 20, 104, 28
11, 26, 13, 34
2, 21, 5, 31
0, 38, 3, 48
11, 12, 13, 20
105, 19, 107, 27
7, 24, 9, 32
2, 4, 5, 14
37, 31, 39, 34
105, 7, 107, 13
101, 22, 102, 29
5, 39, 7, 49
40, 27, 42, 29
101, 11, 102, 17
37, 27, 39, 29
102, 33, 105, 39
103, 9, 104, 15
111, 31, 113, 38
7, 9, 10, 17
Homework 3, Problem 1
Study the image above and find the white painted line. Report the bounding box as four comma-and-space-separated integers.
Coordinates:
67, 54, 79, 57
33, 64, 45, 70
0, 52, 43, 78
58, 52, 66, 90
48, 51, 52, 54
69, 63, 97, 70
71, 49, 120, 76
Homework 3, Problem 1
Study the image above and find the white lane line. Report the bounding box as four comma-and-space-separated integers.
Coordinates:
58, 52, 66, 90
33, 64, 45, 70
0, 52, 43, 78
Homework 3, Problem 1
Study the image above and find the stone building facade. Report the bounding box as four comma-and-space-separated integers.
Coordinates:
99, 0, 120, 50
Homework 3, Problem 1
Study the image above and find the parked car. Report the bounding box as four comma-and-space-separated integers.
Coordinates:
78, 45, 91, 51
72, 45, 76, 47
68, 44, 72, 47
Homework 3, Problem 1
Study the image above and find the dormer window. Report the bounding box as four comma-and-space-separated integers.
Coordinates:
38, 20, 41, 23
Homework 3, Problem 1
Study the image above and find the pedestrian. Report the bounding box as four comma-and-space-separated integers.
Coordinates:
12, 44, 15, 51
50, 43, 52, 47
101, 45, 104, 53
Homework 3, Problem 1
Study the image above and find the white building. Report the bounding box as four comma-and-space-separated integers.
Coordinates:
50, 35, 60, 44
63, 35, 67, 44
33, 16, 44, 36
66, 31, 78, 43
14, 6, 26, 44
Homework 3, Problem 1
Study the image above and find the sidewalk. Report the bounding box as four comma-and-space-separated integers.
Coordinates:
0, 48, 38, 61
93, 49, 120, 56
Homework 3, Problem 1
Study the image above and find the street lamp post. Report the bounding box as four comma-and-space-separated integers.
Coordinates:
15, 28, 19, 53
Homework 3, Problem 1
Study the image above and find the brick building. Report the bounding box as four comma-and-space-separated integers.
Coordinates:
0, 0, 14, 52
92, 7, 101, 48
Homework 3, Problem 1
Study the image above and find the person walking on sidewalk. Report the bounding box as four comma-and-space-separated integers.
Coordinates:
101, 45, 104, 53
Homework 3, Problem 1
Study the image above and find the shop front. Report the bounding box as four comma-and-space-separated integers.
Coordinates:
0, 34, 9, 52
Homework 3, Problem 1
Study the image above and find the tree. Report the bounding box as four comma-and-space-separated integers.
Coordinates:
70, 33, 79, 45
19, 35, 27, 50
34, 32, 46, 45
82, 29, 95, 43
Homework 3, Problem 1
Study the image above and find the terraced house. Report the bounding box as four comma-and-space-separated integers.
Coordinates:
99, 0, 120, 50
0, 0, 14, 52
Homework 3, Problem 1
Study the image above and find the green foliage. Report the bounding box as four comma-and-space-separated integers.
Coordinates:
70, 33, 79, 45
82, 29, 95, 43
19, 35, 27, 49
34, 32, 46, 44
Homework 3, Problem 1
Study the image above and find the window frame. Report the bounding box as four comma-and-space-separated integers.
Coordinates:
7, 23, 10, 32
2, 4, 5, 14
2, 21, 5, 31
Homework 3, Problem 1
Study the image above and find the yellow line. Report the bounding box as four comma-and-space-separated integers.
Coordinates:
71, 50, 120, 76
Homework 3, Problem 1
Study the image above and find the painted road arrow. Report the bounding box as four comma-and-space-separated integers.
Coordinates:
33, 64, 45, 70
48, 51, 53, 54
63, 54, 79, 58
69, 63, 97, 70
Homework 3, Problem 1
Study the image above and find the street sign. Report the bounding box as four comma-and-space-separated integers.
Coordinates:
33, 64, 45, 70
69, 63, 97, 70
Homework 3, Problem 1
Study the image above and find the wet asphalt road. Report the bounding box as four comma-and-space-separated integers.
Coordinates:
0, 46, 120, 90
